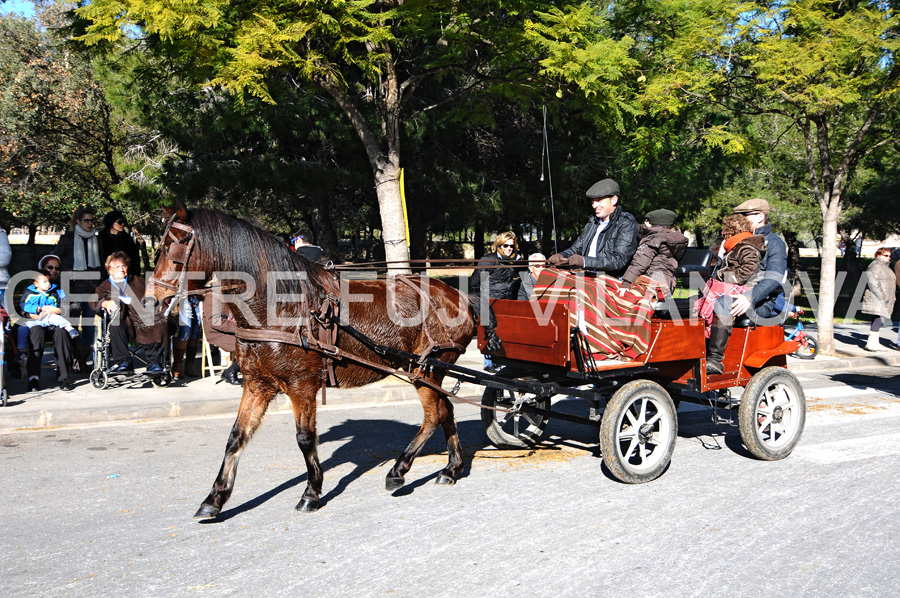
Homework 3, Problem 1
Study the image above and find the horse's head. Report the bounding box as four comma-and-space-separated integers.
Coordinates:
149, 200, 210, 315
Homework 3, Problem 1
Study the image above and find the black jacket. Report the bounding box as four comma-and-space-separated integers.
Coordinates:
470, 251, 520, 300
561, 206, 639, 276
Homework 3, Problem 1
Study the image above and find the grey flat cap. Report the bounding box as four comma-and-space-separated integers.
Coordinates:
586, 178, 620, 198
733, 198, 770, 214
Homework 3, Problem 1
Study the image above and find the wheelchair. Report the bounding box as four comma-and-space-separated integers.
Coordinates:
89, 308, 172, 389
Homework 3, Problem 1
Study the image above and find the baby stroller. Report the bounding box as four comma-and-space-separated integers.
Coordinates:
90, 308, 172, 389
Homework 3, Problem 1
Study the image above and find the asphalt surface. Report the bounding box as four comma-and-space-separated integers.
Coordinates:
1, 323, 900, 432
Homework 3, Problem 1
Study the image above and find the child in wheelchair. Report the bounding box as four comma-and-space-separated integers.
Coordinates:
91, 251, 167, 376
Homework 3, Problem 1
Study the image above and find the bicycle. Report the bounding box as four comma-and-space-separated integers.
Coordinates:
785, 306, 818, 359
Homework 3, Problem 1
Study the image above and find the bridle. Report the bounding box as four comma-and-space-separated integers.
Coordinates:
154, 214, 204, 317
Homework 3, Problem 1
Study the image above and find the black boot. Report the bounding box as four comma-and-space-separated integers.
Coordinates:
706, 325, 732, 375
221, 361, 242, 385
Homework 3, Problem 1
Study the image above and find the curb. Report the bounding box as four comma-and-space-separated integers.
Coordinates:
788, 353, 900, 373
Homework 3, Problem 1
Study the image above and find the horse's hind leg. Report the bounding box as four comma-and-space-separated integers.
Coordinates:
287, 380, 324, 512
385, 384, 463, 490
195, 380, 275, 520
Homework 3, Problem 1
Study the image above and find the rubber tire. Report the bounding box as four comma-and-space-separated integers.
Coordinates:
599, 380, 678, 484
1, 388, 7, 407
90, 369, 108, 390
481, 386, 551, 449
152, 373, 172, 387
791, 335, 818, 360
739, 367, 806, 461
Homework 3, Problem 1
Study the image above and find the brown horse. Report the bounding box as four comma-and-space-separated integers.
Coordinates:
150, 203, 474, 518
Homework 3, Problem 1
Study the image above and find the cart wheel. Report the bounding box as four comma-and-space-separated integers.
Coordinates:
152, 373, 172, 388
481, 386, 551, 449
1, 388, 7, 408
739, 367, 805, 460
90, 368, 108, 390
599, 380, 677, 484
790, 334, 818, 360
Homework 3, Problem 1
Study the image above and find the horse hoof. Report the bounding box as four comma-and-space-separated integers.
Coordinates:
385, 476, 405, 491
193, 504, 220, 520
435, 474, 456, 486
295, 498, 321, 512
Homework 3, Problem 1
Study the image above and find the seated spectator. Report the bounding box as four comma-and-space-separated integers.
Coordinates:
21, 273, 80, 340
518, 253, 546, 300
91, 252, 167, 374
620, 209, 688, 296
19, 256, 78, 392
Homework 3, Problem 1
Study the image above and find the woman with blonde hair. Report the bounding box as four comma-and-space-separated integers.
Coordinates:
469, 231, 522, 372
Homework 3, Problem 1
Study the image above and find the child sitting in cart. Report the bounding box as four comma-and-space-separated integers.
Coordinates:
694, 214, 766, 374
21, 273, 80, 340
619, 209, 688, 297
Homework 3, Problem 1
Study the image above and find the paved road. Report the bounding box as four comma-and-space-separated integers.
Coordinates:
1, 368, 899, 597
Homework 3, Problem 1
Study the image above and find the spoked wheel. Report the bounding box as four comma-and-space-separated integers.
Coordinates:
481, 386, 551, 449
599, 380, 678, 484
790, 334, 818, 360
739, 367, 805, 460
90, 368, 108, 390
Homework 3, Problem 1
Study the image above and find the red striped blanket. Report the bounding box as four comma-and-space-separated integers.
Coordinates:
530, 268, 660, 360
693, 278, 747, 338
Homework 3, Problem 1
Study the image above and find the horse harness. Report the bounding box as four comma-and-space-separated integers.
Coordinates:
157, 214, 474, 407
234, 275, 469, 406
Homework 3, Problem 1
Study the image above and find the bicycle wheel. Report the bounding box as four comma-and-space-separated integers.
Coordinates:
791, 334, 818, 360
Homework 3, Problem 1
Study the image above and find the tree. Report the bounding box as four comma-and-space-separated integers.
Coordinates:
635, 0, 900, 354
75, 0, 639, 271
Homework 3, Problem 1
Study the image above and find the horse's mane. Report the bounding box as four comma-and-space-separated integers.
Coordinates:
189, 208, 333, 310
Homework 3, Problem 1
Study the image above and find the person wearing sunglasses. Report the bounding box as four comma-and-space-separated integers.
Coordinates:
469, 231, 522, 372
52, 207, 104, 363
548, 178, 639, 277
16, 255, 79, 391
100, 210, 143, 277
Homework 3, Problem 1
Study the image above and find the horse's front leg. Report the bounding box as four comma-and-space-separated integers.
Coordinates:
386, 384, 461, 490
287, 379, 324, 512
195, 378, 276, 519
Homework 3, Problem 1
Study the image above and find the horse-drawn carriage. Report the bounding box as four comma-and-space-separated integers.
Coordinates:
475, 249, 806, 484
151, 205, 805, 518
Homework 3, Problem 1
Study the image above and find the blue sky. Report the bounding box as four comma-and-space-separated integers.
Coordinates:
1, 0, 36, 18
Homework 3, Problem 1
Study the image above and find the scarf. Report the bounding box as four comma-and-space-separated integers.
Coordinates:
723, 232, 752, 253
73, 225, 101, 271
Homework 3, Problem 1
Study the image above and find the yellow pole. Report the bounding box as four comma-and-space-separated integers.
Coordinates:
400, 168, 410, 247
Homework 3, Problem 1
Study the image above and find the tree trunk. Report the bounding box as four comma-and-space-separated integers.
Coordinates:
782, 230, 802, 277
308, 195, 340, 264
817, 197, 841, 355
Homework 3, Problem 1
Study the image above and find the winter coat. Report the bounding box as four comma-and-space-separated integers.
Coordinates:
621, 226, 689, 288
91, 275, 167, 345
518, 270, 538, 301
748, 224, 788, 315
714, 235, 767, 286
53, 230, 105, 296
560, 206, 639, 277
99, 229, 142, 277
861, 259, 896, 319
470, 251, 520, 300
21, 283, 65, 315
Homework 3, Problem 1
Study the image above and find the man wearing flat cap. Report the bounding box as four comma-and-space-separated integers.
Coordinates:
548, 178, 639, 275
728, 198, 788, 321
